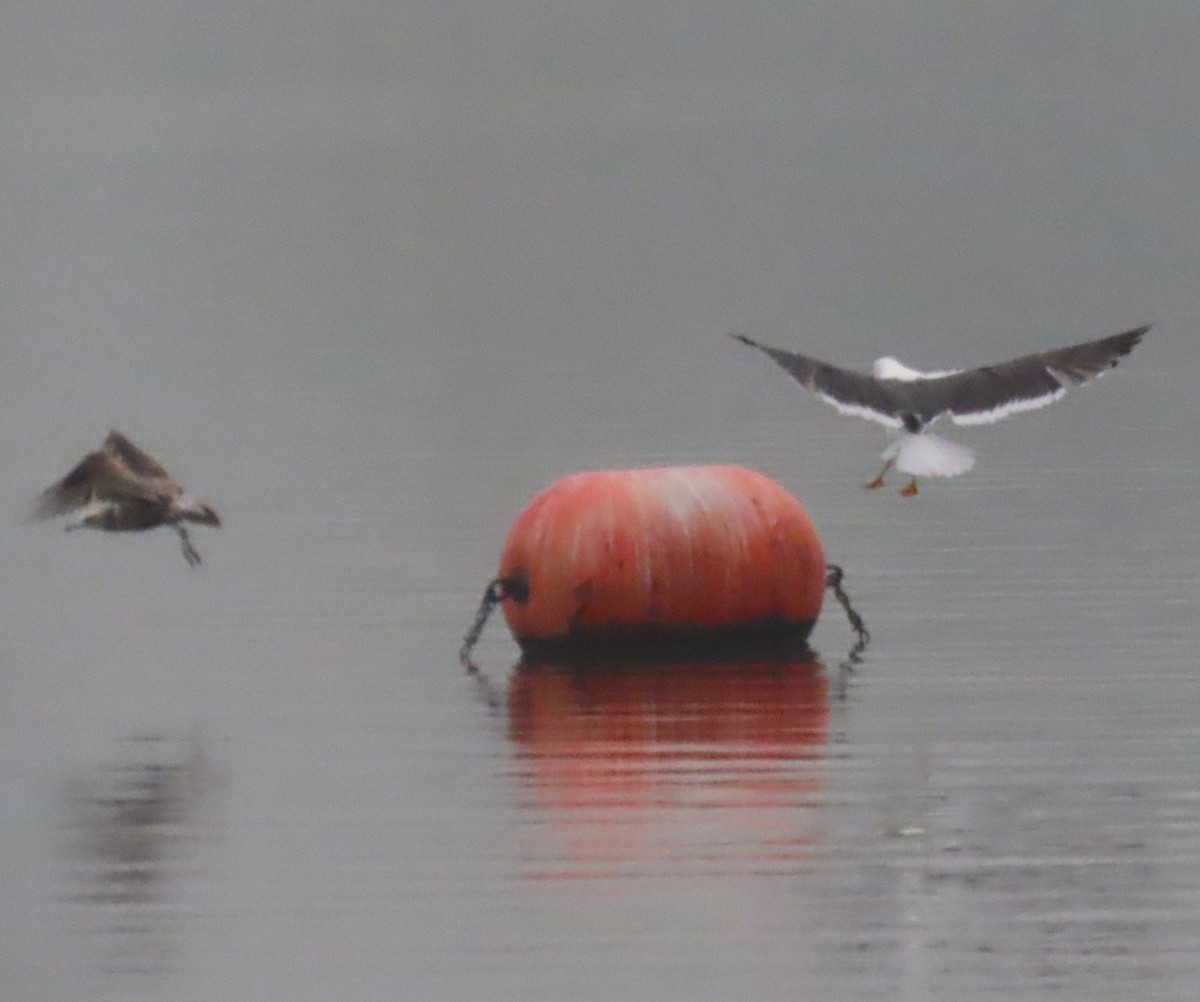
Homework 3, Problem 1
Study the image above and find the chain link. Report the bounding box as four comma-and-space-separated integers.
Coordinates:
459, 572, 529, 670
825, 563, 870, 664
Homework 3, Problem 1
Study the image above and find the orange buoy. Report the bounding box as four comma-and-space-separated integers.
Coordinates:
498, 465, 825, 655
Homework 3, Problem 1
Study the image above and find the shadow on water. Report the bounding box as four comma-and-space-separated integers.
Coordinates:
59, 735, 211, 983
501, 654, 832, 881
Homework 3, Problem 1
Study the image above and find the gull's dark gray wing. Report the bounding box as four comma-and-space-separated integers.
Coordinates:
902, 325, 1150, 426
730, 333, 905, 429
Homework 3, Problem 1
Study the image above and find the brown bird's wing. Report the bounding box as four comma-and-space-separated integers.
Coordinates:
103, 431, 173, 478
31, 451, 161, 520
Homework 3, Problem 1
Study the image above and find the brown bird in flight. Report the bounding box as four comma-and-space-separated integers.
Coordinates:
33, 431, 221, 566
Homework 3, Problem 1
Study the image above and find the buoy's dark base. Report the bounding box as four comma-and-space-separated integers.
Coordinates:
514, 617, 817, 666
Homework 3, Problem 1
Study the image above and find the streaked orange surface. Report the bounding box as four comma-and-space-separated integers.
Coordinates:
499, 466, 825, 644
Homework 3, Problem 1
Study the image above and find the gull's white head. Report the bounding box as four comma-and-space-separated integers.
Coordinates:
872, 357, 960, 381
872, 356, 926, 381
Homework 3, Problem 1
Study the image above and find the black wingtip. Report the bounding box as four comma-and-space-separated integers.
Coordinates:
1112, 322, 1152, 359
728, 332, 759, 349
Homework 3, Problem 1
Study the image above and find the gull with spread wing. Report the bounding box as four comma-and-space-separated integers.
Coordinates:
731, 325, 1150, 495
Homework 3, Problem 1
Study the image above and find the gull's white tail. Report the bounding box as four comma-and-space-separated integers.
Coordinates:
883, 433, 976, 479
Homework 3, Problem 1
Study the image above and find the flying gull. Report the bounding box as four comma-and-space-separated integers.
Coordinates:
731, 325, 1150, 495
32, 431, 221, 566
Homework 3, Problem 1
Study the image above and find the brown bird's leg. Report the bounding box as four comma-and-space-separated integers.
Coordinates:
899, 477, 919, 497
176, 525, 202, 567
863, 458, 893, 490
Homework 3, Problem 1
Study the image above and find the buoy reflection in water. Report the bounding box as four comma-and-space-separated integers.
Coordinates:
507, 656, 829, 881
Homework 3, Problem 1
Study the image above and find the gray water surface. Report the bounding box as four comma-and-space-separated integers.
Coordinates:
2, 3, 1199, 999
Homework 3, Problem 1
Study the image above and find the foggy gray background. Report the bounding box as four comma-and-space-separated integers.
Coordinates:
1, 2, 1197, 999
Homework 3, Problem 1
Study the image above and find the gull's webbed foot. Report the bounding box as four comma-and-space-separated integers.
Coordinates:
863, 458, 893, 490
177, 527, 202, 567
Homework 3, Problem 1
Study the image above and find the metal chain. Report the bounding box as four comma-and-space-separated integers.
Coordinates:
825, 563, 870, 664
459, 572, 529, 670
460, 566, 867, 669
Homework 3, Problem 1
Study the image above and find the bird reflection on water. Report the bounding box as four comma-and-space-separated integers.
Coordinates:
61, 736, 210, 979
